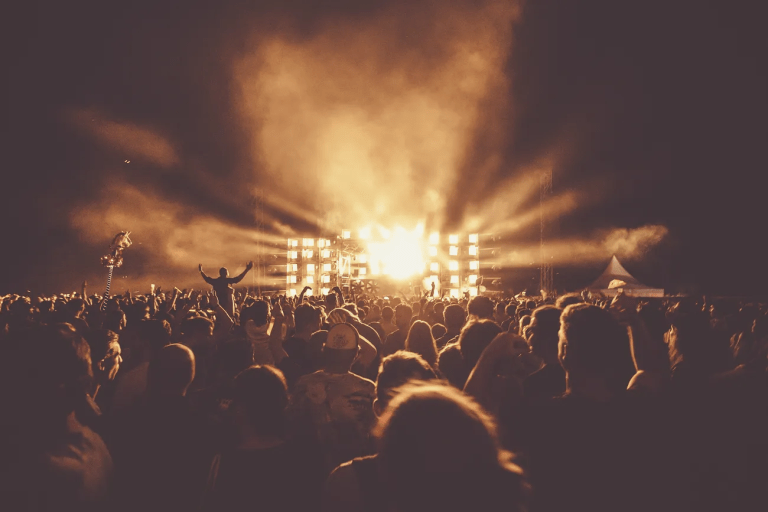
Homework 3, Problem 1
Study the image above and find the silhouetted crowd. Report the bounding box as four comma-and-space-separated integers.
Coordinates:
1, 281, 766, 511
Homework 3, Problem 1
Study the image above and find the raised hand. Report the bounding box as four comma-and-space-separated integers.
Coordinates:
198, 264, 203, 273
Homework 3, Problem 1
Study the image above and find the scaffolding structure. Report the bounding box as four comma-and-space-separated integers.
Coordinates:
253, 189, 265, 296
540, 169, 554, 296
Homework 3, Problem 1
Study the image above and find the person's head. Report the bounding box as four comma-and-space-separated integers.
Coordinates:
525, 299, 537, 310
231, 365, 288, 439
519, 315, 532, 337
17, 323, 93, 422
180, 316, 214, 349
343, 303, 359, 317
443, 304, 467, 332
381, 306, 394, 323
527, 306, 562, 362
394, 304, 413, 331
219, 267, 229, 278
431, 323, 447, 340
494, 302, 508, 323
84, 329, 122, 383
374, 351, 437, 415
294, 304, 322, 334
405, 320, 438, 367
433, 302, 445, 318
137, 319, 172, 359
241, 301, 270, 335
468, 296, 495, 321
667, 311, 730, 376
104, 309, 127, 332
504, 303, 516, 320
325, 292, 338, 311
459, 320, 503, 370
148, 344, 195, 396
65, 298, 86, 317
556, 293, 583, 310
322, 323, 360, 372
558, 304, 628, 391
374, 383, 527, 512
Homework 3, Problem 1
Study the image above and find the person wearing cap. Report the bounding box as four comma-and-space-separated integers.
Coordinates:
290, 323, 376, 474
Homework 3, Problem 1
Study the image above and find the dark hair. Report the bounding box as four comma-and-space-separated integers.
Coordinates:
468, 296, 494, 320
459, 320, 502, 369
294, 304, 320, 332
431, 323, 447, 339
137, 319, 172, 353
17, 323, 93, 417
556, 293, 583, 309
560, 304, 628, 380
374, 383, 527, 512
395, 304, 413, 325
382, 306, 394, 322
219, 267, 229, 278
148, 344, 195, 395
181, 316, 214, 337
528, 306, 562, 354
233, 365, 288, 437
443, 304, 467, 331
405, 320, 438, 367
375, 351, 437, 408
241, 301, 270, 327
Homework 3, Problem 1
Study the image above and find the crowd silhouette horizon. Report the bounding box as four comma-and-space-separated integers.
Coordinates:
1, 271, 766, 511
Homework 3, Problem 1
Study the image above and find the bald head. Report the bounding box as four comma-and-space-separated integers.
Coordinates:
148, 343, 195, 396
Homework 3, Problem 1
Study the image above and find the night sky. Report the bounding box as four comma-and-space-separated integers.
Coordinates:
4, 0, 766, 296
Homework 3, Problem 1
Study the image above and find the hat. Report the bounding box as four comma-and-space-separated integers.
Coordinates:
325, 323, 359, 350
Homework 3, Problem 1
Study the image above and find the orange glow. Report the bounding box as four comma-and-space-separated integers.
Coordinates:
366, 224, 427, 280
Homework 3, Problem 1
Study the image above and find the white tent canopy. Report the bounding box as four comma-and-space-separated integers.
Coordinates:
588, 255, 664, 297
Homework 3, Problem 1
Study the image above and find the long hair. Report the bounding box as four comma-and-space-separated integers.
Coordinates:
374, 382, 528, 512
405, 320, 438, 367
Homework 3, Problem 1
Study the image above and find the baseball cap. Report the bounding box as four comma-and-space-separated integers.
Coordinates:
325, 323, 359, 350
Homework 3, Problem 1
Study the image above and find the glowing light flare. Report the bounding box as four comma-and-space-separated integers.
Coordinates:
366, 225, 426, 280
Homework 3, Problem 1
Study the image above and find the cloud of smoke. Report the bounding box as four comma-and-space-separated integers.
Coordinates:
68, 107, 179, 168
503, 224, 669, 267
70, 181, 287, 289
235, 0, 521, 233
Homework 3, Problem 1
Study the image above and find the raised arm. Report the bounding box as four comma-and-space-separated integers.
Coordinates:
208, 292, 234, 342
229, 261, 254, 285
199, 264, 215, 285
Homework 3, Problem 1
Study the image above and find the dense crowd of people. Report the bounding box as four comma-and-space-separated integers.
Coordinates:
0, 271, 766, 511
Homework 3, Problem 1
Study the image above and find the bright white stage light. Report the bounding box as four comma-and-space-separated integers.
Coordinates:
367, 224, 426, 280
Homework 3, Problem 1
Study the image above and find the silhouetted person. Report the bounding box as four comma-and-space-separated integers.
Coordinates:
199, 262, 253, 318
202, 366, 324, 511
522, 306, 565, 399
109, 344, 217, 512
382, 304, 413, 356
374, 383, 528, 512
2, 324, 113, 511
404, 320, 438, 369
323, 351, 438, 512
290, 323, 376, 473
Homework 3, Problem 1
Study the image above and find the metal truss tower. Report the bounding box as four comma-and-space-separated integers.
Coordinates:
540, 169, 554, 296
253, 189, 265, 296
